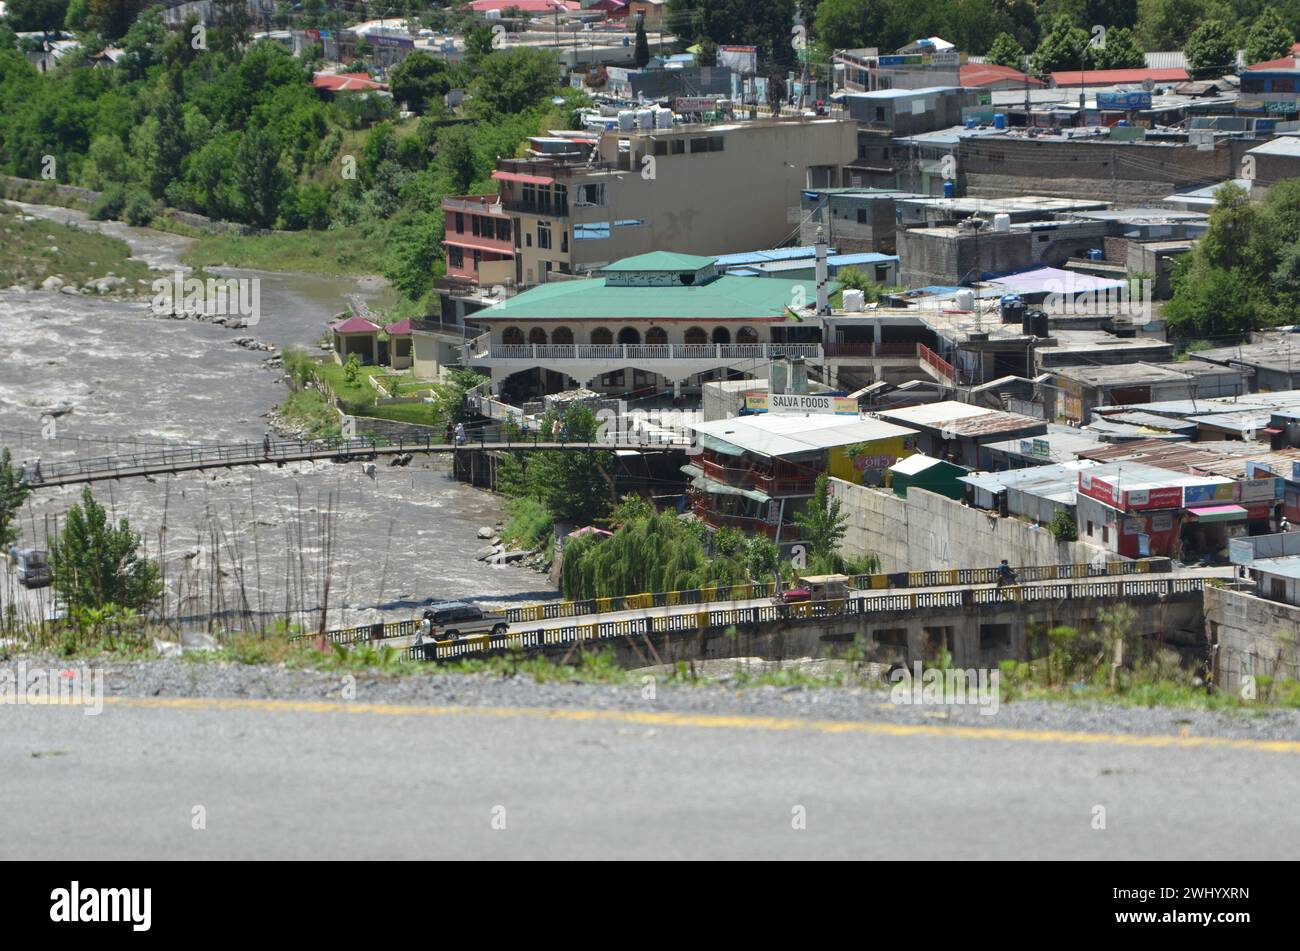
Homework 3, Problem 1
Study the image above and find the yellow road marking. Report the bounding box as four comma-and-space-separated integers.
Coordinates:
17, 695, 1295, 754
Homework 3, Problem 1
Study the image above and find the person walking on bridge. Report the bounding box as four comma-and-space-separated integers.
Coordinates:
263, 432, 272, 457
455, 423, 466, 445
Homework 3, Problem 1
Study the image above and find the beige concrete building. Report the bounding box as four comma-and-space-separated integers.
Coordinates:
484, 118, 858, 287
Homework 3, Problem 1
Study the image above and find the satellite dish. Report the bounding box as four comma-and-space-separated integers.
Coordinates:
1142, 77, 1155, 92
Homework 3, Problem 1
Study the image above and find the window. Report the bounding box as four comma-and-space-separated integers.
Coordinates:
471, 216, 481, 237
538, 223, 551, 250
690, 137, 709, 154
736, 326, 758, 344
857, 208, 867, 224
684, 326, 707, 345
454, 212, 464, 233
646, 327, 668, 345
552, 326, 574, 345
561, 230, 568, 253
522, 183, 536, 207
496, 219, 510, 241
449, 246, 464, 268
575, 183, 607, 206
472, 249, 481, 270
875, 265, 890, 282
1087, 520, 1094, 537
671, 139, 685, 154
979, 623, 1012, 650
590, 327, 613, 345
525, 233, 532, 247
875, 107, 886, 122
528, 327, 547, 345
502, 327, 525, 345
652, 140, 669, 156
617, 327, 641, 345
711, 327, 730, 344
1102, 525, 1109, 543
709, 135, 724, 152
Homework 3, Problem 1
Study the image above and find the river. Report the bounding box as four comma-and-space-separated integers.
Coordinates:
0, 202, 554, 634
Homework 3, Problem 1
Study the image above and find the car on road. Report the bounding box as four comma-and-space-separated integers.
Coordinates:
426, 601, 509, 640
6, 547, 52, 588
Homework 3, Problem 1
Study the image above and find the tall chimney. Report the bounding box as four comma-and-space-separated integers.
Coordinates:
815, 225, 829, 315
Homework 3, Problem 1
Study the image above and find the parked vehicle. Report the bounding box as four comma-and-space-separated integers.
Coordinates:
424, 601, 508, 640
6, 547, 52, 589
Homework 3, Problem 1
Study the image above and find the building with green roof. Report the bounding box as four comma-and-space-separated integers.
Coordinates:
462, 253, 837, 401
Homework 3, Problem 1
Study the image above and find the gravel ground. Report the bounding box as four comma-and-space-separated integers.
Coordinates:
9, 654, 1299, 742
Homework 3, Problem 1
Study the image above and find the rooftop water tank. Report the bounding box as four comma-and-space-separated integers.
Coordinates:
1088, 248, 1104, 261
655, 107, 673, 128
954, 288, 975, 311
943, 180, 955, 198
637, 108, 653, 130
993, 213, 1011, 232
842, 288, 866, 311
618, 110, 635, 132
993, 113, 1006, 129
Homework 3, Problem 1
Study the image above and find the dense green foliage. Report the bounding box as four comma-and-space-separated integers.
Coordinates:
1164, 181, 1300, 339
498, 403, 615, 525
1244, 8, 1295, 64
561, 496, 755, 600
985, 31, 1027, 67
49, 488, 161, 613
0, 6, 584, 310
0, 449, 31, 550
1184, 19, 1239, 77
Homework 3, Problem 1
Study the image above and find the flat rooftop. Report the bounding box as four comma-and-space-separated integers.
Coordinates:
1051, 361, 1236, 387
690, 414, 917, 458
875, 400, 1043, 437
1192, 339, 1300, 373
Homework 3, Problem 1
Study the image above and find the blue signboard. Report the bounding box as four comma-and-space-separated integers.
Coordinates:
1097, 91, 1152, 111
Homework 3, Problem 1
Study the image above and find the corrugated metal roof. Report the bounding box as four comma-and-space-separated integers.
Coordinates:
691, 414, 917, 459
877, 400, 1042, 437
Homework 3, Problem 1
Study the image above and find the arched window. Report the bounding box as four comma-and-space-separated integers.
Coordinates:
502, 327, 524, 345
528, 327, 548, 345
590, 327, 613, 345
736, 326, 759, 344
646, 327, 668, 345
617, 327, 641, 345
552, 326, 574, 345
711, 327, 731, 344
684, 326, 707, 345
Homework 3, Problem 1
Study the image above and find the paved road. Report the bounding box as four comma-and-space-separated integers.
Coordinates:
4, 693, 1295, 859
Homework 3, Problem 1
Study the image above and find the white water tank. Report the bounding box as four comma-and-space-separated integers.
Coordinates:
842, 289, 866, 311
655, 107, 673, 129
993, 213, 1011, 232
955, 289, 975, 311
617, 110, 636, 132
637, 108, 653, 129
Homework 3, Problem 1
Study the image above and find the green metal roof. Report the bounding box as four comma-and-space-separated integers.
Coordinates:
476, 274, 839, 321
601, 252, 717, 272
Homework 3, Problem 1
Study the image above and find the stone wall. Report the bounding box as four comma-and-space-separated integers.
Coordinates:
1204, 585, 1300, 695
830, 479, 1098, 572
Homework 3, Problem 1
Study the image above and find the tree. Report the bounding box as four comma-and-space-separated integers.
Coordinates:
388, 51, 452, 114
793, 473, 847, 569
5, 0, 70, 36
1245, 8, 1294, 65
498, 403, 615, 525
1032, 15, 1090, 75
0, 449, 31, 550
87, 0, 148, 40
50, 488, 161, 614
634, 16, 651, 68
470, 48, 558, 118
985, 31, 1027, 68
700, 0, 797, 70
1185, 19, 1239, 79
1138, 0, 1233, 51
1092, 26, 1146, 69
233, 126, 286, 228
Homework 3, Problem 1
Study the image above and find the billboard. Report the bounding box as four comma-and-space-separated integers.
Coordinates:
745, 394, 858, 415
1098, 91, 1152, 111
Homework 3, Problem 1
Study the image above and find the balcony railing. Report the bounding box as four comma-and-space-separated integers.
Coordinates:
700, 458, 817, 496
691, 499, 803, 541
465, 343, 823, 362
823, 341, 921, 358
442, 195, 509, 217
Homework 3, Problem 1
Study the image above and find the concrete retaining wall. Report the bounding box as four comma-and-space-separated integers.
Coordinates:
831, 479, 1097, 572
1204, 585, 1300, 695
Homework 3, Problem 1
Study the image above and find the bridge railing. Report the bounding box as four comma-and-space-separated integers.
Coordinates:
402, 576, 1206, 663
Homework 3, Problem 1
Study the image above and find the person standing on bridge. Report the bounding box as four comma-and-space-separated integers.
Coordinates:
455, 423, 466, 445
415, 610, 434, 647
263, 432, 272, 457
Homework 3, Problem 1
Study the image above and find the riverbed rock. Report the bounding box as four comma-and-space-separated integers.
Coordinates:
180, 631, 218, 652
477, 526, 494, 539
40, 275, 64, 291
61, 285, 81, 295
474, 545, 498, 561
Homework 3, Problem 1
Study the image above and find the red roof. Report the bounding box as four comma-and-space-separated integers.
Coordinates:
312, 72, 388, 92
384, 319, 413, 336
959, 63, 1044, 88
1247, 55, 1300, 71
1050, 67, 1188, 87
330, 316, 382, 334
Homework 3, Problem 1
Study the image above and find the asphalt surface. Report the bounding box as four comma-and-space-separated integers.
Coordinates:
3, 656, 1297, 859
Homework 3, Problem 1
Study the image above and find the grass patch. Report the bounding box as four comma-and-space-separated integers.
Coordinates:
184, 227, 387, 276
502, 497, 553, 551
276, 389, 342, 440
0, 177, 92, 212
0, 202, 153, 289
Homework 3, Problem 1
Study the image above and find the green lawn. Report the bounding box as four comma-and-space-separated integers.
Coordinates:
310, 360, 444, 429
184, 227, 388, 276
0, 202, 154, 290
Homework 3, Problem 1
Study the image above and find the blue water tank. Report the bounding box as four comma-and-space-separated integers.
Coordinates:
943, 180, 955, 198
1088, 248, 1103, 261
1117, 119, 1128, 127
965, 117, 978, 129
993, 113, 1006, 129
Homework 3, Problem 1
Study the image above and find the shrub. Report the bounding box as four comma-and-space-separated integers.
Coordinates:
89, 184, 128, 221
1049, 508, 1078, 542
122, 189, 159, 226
